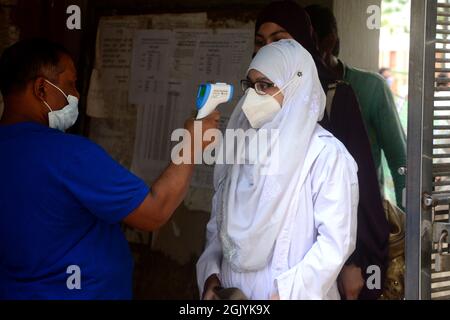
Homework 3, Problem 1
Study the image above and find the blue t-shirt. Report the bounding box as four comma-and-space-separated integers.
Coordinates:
0, 122, 150, 300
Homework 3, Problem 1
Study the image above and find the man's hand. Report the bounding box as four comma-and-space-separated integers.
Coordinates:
202, 274, 222, 301
338, 264, 364, 300
184, 111, 221, 151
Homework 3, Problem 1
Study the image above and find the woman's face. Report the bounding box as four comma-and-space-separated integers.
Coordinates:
254, 22, 294, 55
247, 69, 284, 106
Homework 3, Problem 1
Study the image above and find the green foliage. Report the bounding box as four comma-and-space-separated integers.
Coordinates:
381, 0, 411, 34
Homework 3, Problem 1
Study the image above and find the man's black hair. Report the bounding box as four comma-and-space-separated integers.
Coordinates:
0, 38, 71, 97
305, 4, 338, 42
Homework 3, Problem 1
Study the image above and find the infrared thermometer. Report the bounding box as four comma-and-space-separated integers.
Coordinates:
196, 83, 234, 119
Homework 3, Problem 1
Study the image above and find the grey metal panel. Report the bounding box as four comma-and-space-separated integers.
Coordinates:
406, 0, 436, 300
421, 0, 450, 300
431, 0, 450, 298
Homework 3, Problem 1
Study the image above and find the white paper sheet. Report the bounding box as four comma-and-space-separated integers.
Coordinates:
151, 13, 207, 29
130, 28, 254, 190
87, 17, 141, 119
130, 29, 208, 183
189, 29, 254, 189
128, 30, 172, 105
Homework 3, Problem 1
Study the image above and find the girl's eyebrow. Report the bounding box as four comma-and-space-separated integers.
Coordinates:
256, 29, 287, 39
269, 30, 288, 38
255, 77, 272, 82
247, 75, 272, 83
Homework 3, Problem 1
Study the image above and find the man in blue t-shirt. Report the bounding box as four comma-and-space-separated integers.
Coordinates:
0, 39, 220, 300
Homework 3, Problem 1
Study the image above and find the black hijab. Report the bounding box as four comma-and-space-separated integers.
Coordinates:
255, 1, 336, 90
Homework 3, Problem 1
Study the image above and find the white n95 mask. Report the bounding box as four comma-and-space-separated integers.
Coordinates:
42, 79, 79, 132
241, 72, 302, 129
241, 88, 281, 129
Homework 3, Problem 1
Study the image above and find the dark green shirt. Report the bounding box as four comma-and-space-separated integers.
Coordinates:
343, 61, 407, 209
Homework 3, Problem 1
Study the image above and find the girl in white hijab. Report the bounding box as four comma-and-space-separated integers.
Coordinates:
197, 39, 359, 300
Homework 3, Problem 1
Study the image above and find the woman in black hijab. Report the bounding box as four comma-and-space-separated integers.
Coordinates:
254, 1, 390, 300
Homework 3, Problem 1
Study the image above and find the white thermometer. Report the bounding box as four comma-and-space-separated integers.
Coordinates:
196, 83, 234, 119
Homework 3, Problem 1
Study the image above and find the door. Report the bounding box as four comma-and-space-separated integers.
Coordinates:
406, 0, 450, 300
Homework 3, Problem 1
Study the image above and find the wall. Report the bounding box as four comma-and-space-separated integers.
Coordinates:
0, 0, 20, 118
0, 0, 19, 53
334, 0, 381, 72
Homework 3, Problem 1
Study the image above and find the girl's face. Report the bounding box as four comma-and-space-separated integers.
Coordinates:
247, 69, 285, 106
254, 22, 294, 55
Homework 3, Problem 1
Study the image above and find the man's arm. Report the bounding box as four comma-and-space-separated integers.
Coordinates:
123, 162, 194, 232
124, 111, 220, 232
374, 80, 407, 209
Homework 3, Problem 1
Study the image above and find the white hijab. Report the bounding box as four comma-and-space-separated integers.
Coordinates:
214, 39, 326, 272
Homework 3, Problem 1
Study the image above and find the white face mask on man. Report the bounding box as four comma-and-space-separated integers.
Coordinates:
241, 72, 302, 129
41, 79, 79, 131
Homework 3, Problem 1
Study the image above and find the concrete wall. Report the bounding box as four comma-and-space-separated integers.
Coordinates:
0, 0, 19, 53
334, 0, 381, 72
0, 0, 20, 118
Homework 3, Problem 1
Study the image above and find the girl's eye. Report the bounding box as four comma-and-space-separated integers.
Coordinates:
259, 83, 269, 90
257, 82, 273, 91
